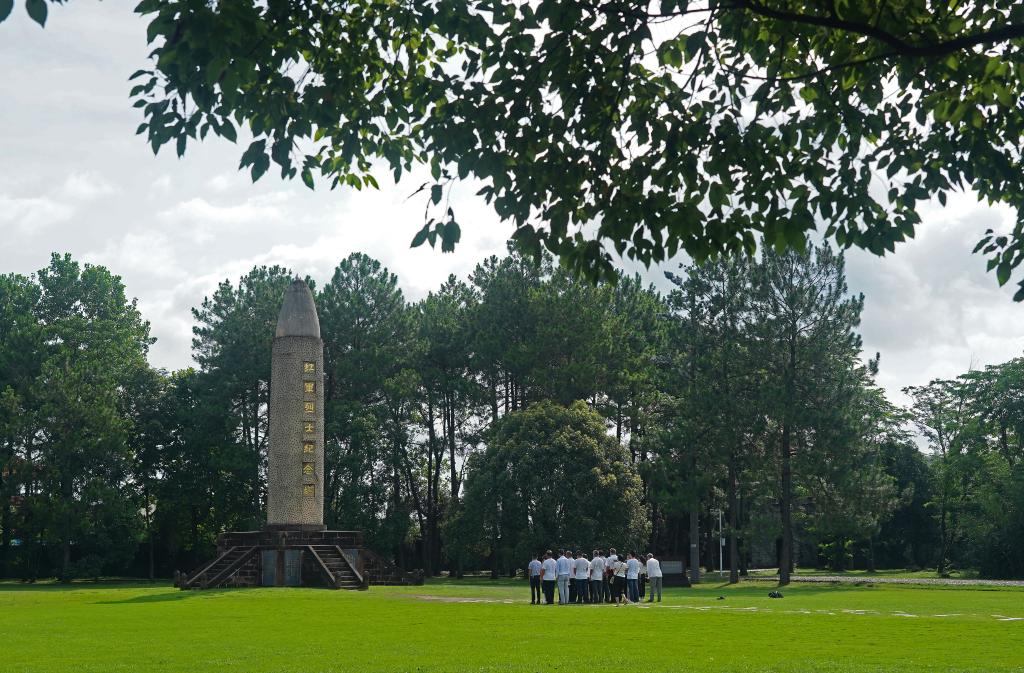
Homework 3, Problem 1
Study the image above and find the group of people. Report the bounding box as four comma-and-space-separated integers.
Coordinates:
527, 549, 663, 606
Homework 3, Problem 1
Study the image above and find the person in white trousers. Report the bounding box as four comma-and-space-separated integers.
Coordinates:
556, 550, 571, 604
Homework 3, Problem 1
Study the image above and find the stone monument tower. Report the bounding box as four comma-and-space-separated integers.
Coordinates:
177, 278, 366, 590
267, 279, 325, 529
177, 278, 419, 590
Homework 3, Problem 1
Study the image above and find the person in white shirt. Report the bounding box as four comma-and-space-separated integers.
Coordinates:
540, 551, 558, 604
568, 551, 580, 603
626, 551, 641, 603
646, 553, 663, 603
573, 551, 590, 603
612, 554, 629, 605
604, 548, 618, 603
588, 550, 605, 604
556, 550, 571, 605
527, 554, 543, 605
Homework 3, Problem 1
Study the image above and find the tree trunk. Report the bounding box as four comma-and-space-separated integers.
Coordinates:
61, 474, 72, 583
937, 497, 949, 575
402, 464, 427, 570
689, 507, 700, 585
145, 483, 154, 581
728, 452, 739, 584
779, 424, 793, 586
0, 453, 9, 579
447, 391, 460, 502
616, 404, 623, 446
424, 400, 437, 576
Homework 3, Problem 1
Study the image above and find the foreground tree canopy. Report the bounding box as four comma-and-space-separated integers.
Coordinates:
6, 1, 1024, 293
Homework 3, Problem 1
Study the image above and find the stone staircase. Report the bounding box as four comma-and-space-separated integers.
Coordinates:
307, 545, 363, 590
181, 546, 257, 589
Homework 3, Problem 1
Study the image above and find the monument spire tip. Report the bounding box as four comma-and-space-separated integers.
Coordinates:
275, 277, 321, 338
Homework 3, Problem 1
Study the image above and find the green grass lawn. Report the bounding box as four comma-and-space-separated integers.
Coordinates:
2, 578, 1023, 672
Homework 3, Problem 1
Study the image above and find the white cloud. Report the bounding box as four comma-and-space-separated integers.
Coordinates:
155, 192, 294, 244
85, 231, 185, 280
207, 172, 247, 193
157, 193, 290, 225
0, 194, 74, 232
844, 193, 1024, 405
60, 171, 116, 200
151, 175, 172, 192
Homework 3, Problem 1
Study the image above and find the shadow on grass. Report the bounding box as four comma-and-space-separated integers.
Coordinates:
92, 589, 237, 605
0, 580, 173, 592
0, 580, 244, 604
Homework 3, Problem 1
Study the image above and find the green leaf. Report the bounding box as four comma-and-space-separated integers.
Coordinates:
431, 184, 443, 205
684, 31, 706, 61
176, 135, 186, 158
0, 0, 14, 23
440, 219, 461, 253
218, 120, 237, 143
799, 87, 818, 103
146, 17, 164, 44
301, 168, 314, 190
25, 0, 46, 27
410, 224, 431, 248
996, 262, 1011, 286
251, 154, 269, 182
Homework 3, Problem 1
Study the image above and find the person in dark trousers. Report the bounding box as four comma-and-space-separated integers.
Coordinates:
527, 553, 542, 604
541, 551, 558, 605
626, 551, 641, 603
568, 551, 578, 604
589, 549, 605, 604
573, 551, 590, 603
612, 554, 629, 605
604, 548, 618, 603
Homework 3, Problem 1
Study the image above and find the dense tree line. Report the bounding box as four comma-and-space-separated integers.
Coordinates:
1, 249, 1022, 582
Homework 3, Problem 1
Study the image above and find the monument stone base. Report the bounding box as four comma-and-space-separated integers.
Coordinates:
176, 528, 425, 590
177, 528, 366, 590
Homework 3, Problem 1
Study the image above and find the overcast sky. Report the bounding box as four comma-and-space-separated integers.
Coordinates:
2, 3, 1022, 407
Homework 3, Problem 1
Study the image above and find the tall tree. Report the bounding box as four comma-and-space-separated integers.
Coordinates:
317, 253, 413, 552
904, 378, 980, 575
191, 265, 296, 519
469, 252, 545, 419
29, 254, 153, 580
600, 275, 666, 453
668, 257, 760, 583
751, 245, 865, 585
0, 272, 42, 578
152, 368, 257, 571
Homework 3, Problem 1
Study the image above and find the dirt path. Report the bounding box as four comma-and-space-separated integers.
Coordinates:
742, 575, 1024, 587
